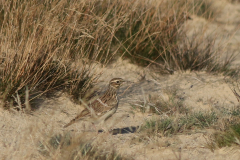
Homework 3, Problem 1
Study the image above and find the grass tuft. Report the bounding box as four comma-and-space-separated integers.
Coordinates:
141, 111, 218, 137
208, 123, 240, 150
0, 0, 102, 110
38, 133, 132, 160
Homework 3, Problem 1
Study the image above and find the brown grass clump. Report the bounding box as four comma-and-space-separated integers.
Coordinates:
0, 0, 103, 110
175, 35, 237, 75
114, 0, 192, 66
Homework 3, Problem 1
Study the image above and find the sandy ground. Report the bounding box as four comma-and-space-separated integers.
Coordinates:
1, 0, 240, 159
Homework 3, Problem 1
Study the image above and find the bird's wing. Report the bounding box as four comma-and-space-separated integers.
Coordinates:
91, 98, 118, 116
64, 96, 118, 128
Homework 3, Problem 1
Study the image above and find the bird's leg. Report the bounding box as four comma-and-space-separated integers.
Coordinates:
99, 121, 112, 135
91, 122, 99, 133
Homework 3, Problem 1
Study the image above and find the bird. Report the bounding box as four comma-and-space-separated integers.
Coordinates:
64, 78, 125, 129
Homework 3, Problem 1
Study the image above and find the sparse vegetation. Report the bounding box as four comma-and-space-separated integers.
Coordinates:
138, 98, 240, 150
206, 121, 240, 151
141, 111, 218, 136
205, 82, 240, 150
135, 91, 219, 137
131, 87, 215, 136
131, 88, 186, 115
38, 133, 132, 160
132, 87, 240, 150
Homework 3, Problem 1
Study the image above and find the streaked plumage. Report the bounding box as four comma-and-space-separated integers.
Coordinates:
64, 78, 125, 128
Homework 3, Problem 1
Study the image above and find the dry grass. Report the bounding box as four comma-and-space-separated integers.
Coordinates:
189, 0, 217, 19
0, 0, 105, 109
227, 0, 240, 3
0, 0, 236, 110
38, 133, 133, 160
175, 35, 237, 76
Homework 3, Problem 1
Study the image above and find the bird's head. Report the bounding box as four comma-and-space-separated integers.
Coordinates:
109, 78, 125, 89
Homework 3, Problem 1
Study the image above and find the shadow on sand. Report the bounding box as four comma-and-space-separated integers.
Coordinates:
98, 126, 140, 135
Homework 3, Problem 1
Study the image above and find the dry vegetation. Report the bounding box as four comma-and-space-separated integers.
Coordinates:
1, 0, 240, 159
0, 0, 234, 109
132, 89, 240, 151
228, 0, 240, 3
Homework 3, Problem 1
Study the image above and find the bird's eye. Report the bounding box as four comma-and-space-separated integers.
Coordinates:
116, 81, 119, 83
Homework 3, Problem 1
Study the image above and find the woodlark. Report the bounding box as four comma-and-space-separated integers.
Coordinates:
64, 78, 125, 128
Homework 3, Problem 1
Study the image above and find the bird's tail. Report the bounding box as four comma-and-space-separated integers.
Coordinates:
64, 109, 89, 128
64, 118, 76, 128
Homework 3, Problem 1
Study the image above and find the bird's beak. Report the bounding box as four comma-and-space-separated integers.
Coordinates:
121, 79, 125, 85
123, 80, 134, 84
